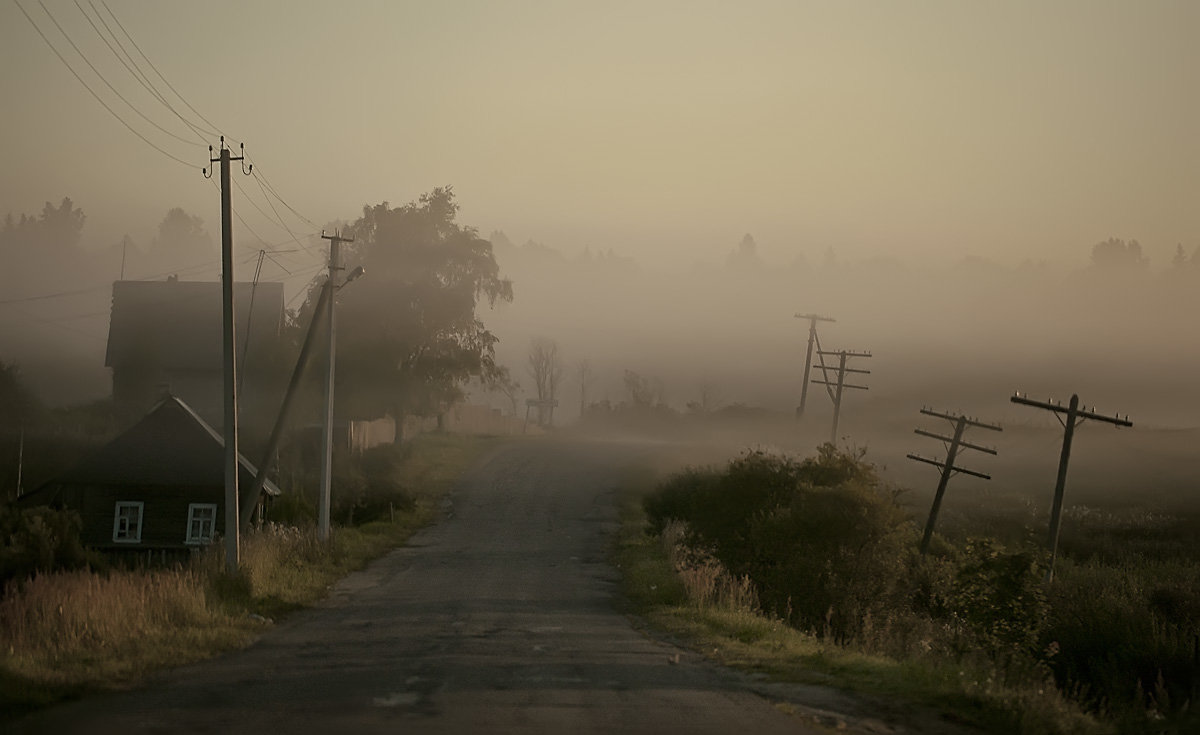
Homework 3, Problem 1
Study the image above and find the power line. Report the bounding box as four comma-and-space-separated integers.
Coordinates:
253, 167, 320, 230
14, 0, 198, 168
37, 1, 203, 148
76, 0, 216, 145
99, 0, 238, 147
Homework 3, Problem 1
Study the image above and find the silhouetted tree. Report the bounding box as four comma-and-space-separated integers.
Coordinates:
318, 187, 512, 437
527, 337, 563, 425
1090, 237, 1148, 271
152, 207, 212, 261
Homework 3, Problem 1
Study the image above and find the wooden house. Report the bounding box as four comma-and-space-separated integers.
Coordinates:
17, 395, 280, 553
105, 278, 285, 428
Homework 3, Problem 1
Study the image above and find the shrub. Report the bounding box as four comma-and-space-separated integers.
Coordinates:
0, 505, 92, 584
644, 445, 916, 642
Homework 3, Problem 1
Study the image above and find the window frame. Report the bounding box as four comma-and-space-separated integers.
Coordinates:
184, 503, 218, 546
112, 501, 144, 543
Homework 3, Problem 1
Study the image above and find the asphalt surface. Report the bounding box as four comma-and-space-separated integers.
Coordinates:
11, 438, 889, 735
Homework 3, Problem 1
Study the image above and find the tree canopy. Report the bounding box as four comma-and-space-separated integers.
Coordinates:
317, 187, 512, 424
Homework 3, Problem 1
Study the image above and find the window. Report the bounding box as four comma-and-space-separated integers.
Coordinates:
112, 502, 144, 543
185, 503, 217, 545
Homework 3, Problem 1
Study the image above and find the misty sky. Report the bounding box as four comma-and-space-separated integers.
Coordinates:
1, 1, 1197, 270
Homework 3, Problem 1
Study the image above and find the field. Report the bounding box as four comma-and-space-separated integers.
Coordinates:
596, 399, 1200, 735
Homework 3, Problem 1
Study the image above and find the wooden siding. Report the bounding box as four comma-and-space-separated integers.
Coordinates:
72, 484, 226, 550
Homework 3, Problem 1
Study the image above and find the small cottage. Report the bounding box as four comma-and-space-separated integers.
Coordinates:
17, 395, 280, 554
105, 278, 285, 426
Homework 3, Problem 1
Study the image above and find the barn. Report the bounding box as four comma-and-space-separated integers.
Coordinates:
17, 395, 280, 554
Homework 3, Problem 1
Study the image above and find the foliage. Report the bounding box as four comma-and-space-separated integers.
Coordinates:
152, 207, 212, 258
943, 538, 1048, 654
645, 446, 914, 641
0, 505, 93, 584
0, 360, 41, 430
1090, 237, 1148, 271
305, 187, 512, 427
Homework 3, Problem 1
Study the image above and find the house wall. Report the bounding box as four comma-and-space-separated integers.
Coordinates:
69, 484, 225, 550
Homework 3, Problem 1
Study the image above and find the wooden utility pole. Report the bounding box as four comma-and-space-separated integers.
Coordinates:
907, 407, 1001, 554
794, 312, 835, 419
1010, 392, 1132, 580
318, 231, 354, 542
205, 137, 251, 573
811, 349, 870, 444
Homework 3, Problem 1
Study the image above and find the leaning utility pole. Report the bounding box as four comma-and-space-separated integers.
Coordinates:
794, 312, 835, 419
907, 407, 1002, 554
1010, 392, 1132, 580
240, 282, 332, 529
811, 349, 871, 444
318, 230, 353, 542
205, 137, 251, 573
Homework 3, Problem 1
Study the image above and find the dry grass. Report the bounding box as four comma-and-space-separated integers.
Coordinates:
660, 520, 759, 613
0, 433, 496, 717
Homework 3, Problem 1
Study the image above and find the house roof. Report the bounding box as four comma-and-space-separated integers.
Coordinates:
105, 279, 285, 370
35, 395, 281, 495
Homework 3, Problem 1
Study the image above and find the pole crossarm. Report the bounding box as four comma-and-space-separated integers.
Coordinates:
919, 407, 1003, 432
1009, 391, 1133, 580
795, 311, 836, 418
818, 349, 872, 358
822, 366, 871, 375
913, 428, 998, 455
906, 453, 992, 480
1011, 393, 1132, 427
909, 406, 999, 553
812, 380, 868, 390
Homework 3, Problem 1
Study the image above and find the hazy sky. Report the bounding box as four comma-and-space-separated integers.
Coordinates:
2, 1, 1196, 270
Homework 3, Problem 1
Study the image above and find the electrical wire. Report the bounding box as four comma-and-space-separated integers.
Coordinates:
13, 0, 199, 169
38, 1, 204, 148
99, 0, 237, 147
76, 0, 216, 146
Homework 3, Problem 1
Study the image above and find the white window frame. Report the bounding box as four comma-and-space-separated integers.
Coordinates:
112, 501, 144, 543
185, 503, 218, 545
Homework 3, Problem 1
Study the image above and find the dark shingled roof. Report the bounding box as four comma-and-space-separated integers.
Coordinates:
105, 279, 284, 370
49, 395, 281, 495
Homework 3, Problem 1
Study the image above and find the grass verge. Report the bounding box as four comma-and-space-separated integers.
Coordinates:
613, 467, 1109, 735
0, 432, 498, 719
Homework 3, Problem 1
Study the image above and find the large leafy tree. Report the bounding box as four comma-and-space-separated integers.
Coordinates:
318, 187, 512, 430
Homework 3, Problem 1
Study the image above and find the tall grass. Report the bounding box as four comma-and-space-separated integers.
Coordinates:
0, 433, 495, 715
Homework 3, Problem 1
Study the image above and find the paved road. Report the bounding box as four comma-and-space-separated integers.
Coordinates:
13, 439, 877, 734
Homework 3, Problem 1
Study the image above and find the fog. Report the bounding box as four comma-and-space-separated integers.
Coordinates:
485, 234, 1199, 427
1, 2, 1197, 488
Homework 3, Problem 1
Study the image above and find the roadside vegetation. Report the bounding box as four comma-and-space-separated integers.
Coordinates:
0, 432, 494, 718
619, 446, 1199, 735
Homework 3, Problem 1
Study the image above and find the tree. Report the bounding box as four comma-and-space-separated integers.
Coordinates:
0, 360, 40, 430
577, 359, 594, 418
485, 365, 522, 417
623, 370, 658, 408
317, 187, 512, 437
153, 208, 212, 260
1090, 237, 1148, 271
527, 337, 563, 426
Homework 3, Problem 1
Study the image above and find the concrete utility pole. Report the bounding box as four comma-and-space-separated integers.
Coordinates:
907, 407, 1002, 554
240, 282, 332, 528
811, 349, 871, 445
318, 230, 353, 542
1010, 392, 1132, 580
205, 137, 251, 573
794, 313, 835, 419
